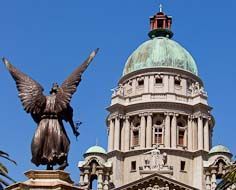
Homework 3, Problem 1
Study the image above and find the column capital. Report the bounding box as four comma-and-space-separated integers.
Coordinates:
116, 114, 125, 120
172, 113, 179, 117
188, 115, 194, 120
146, 112, 153, 116
211, 169, 217, 174
164, 112, 171, 116
125, 115, 130, 120
139, 112, 146, 117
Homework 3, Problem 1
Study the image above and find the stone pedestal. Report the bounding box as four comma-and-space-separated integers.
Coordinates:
6, 170, 81, 190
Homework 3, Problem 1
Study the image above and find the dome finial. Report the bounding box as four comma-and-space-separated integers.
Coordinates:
159, 3, 163, 12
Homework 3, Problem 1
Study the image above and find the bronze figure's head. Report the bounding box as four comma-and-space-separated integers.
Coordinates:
50, 83, 59, 94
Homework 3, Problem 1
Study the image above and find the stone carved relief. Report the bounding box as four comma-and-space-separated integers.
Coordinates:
189, 82, 207, 96
142, 146, 167, 171
146, 184, 170, 190
112, 84, 125, 96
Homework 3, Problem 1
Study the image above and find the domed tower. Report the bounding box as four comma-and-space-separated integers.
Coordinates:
106, 7, 215, 189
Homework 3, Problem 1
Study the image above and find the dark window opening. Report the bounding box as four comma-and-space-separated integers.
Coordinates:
131, 161, 136, 171
156, 120, 162, 125
133, 131, 139, 146
157, 20, 164, 28
175, 79, 181, 86
179, 130, 185, 146
89, 174, 98, 190
155, 78, 163, 84
177, 122, 184, 127
180, 161, 186, 171
138, 80, 144, 86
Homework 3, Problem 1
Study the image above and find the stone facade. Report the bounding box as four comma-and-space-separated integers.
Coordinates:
104, 8, 235, 190
77, 7, 235, 190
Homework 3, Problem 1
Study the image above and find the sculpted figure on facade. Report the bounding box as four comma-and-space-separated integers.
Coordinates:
143, 145, 167, 170
3, 49, 99, 170
190, 82, 207, 96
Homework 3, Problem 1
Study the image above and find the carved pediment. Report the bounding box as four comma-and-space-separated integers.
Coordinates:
112, 173, 199, 190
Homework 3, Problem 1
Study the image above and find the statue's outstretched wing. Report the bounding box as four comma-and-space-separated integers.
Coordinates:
55, 48, 99, 112
2, 58, 46, 114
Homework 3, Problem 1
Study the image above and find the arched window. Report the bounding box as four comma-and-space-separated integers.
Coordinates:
89, 160, 99, 190
131, 116, 140, 147
177, 119, 187, 147
89, 175, 98, 190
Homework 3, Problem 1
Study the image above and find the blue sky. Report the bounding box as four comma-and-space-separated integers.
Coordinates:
0, 0, 235, 183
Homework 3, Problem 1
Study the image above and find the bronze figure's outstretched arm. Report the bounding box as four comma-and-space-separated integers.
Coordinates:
55, 48, 99, 113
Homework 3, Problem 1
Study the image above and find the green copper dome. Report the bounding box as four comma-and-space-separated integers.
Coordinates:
123, 37, 198, 76
209, 145, 231, 154
85, 145, 106, 154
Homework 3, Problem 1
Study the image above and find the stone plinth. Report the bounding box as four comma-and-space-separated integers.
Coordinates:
6, 170, 82, 190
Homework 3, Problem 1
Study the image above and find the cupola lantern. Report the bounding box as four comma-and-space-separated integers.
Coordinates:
148, 4, 173, 39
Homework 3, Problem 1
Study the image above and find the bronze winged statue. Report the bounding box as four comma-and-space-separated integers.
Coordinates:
2, 48, 99, 170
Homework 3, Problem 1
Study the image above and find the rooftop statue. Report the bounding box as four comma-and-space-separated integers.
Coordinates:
2, 49, 99, 170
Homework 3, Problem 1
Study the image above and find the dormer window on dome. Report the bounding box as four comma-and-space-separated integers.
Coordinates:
148, 5, 173, 39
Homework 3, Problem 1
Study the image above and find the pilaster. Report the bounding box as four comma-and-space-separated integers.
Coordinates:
171, 113, 177, 148
124, 116, 130, 151
164, 112, 171, 148
204, 118, 210, 151
140, 113, 146, 148
108, 119, 115, 152
114, 115, 121, 150
187, 115, 193, 151
146, 113, 153, 148
198, 116, 204, 150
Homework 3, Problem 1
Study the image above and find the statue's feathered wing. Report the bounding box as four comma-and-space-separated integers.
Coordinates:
2, 58, 46, 115
55, 48, 99, 113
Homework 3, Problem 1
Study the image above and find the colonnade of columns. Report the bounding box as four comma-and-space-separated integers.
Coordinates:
80, 168, 111, 190
107, 113, 211, 152
205, 170, 219, 190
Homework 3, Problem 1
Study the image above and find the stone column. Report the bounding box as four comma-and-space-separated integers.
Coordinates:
192, 118, 198, 150
121, 120, 125, 151
171, 113, 177, 148
211, 170, 217, 190
164, 113, 171, 148
103, 174, 109, 190
84, 170, 89, 184
114, 116, 121, 150
204, 118, 210, 151
198, 116, 203, 150
79, 173, 84, 186
205, 174, 211, 190
140, 113, 146, 148
97, 171, 103, 190
187, 116, 193, 151
108, 119, 114, 152
144, 76, 149, 93
124, 116, 130, 151
146, 113, 152, 148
